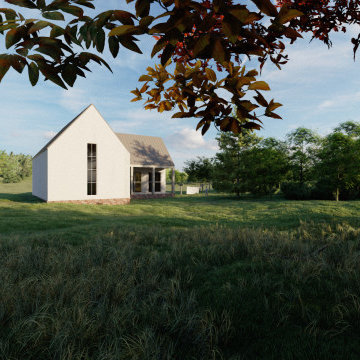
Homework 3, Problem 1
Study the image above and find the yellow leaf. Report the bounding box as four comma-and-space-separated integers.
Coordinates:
248, 81, 270, 91
205, 68, 217, 82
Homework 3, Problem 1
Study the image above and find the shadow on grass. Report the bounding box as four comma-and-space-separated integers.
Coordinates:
0, 192, 42, 203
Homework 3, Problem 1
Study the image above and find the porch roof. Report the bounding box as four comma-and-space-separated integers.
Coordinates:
116, 133, 174, 168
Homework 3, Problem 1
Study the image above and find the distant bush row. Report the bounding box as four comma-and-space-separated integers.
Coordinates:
0, 150, 32, 183
183, 121, 360, 201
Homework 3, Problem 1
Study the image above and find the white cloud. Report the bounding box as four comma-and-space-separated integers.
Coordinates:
317, 91, 360, 110
261, 39, 351, 86
110, 108, 177, 133
167, 128, 218, 151
59, 88, 89, 112
43, 131, 57, 140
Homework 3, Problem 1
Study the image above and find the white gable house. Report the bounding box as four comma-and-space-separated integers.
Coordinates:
32, 105, 175, 203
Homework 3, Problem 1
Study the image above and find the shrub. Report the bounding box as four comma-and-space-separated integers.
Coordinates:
0, 151, 32, 183
281, 181, 313, 200
2, 156, 22, 183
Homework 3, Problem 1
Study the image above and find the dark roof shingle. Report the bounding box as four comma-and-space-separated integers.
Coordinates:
116, 133, 174, 167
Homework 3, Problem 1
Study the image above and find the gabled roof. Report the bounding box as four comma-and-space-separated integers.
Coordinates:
33, 104, 174, 168
33, 104, 93, 159
116, 133, 174, 167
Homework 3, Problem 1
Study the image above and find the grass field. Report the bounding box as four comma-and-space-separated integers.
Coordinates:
1, 177, 360, 238
1, 178, 360, 359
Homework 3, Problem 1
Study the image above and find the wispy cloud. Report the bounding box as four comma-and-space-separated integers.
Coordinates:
167, 128, 218, 151
317, 91, 360, 110
59, 88, 89, 112
43, 131, 57, 140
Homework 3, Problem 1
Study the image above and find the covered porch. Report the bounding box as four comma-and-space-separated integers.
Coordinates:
130, 166, 175, 199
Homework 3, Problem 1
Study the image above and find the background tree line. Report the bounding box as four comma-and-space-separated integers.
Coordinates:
184, 121, 360, 201
0, 151, 32, 183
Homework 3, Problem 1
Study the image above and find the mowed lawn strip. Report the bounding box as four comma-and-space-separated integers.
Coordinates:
1, 178, 360, 237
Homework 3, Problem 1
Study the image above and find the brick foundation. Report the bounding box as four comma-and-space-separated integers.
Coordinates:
47, 198, 131, 205
131, 193, 175, 200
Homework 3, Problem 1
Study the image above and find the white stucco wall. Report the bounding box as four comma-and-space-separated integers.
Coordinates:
46, 105, 130, 202
32, 150, 48, 201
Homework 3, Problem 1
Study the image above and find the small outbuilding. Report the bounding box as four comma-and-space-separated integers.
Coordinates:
32, 104, 175, 203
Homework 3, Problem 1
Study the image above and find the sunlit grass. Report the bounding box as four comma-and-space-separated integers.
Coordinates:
0, 178, 360, 239
1, 179, 360, 358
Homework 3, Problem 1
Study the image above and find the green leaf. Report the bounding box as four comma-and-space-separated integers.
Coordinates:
35, 44, 62, 61
29, 20, 51, 34
248, 81, 270, 91
37, 0, 46, 8
38, 63, 67, 89
151, 36, 167, 58
139, 16, 154, 28
0, 57, 11, 82
62, 64, 76, 87
57, 5, 83, 17
135, 0, 150, 18
119, 37, 142, 54
5, 0, 36, 9
5, 28, 23, 49
42, 11, 65, 21
0, 8, 17, 21
201, 121, 210, 135
212, 39, 226, 63
193, 34, 211, 56
28, 61, 39, 86
112, 10, 135, 25
251, 0, 278, 17
276, 6, 303, 25
109, 25, 138, 37
9, 54, 26, 73
96, 28, 105, 52
205, 68, 217, 82
108, 36, 119, 58
79, 52, 112, 72
161, 44, 174, 66
50, 25, 65, 38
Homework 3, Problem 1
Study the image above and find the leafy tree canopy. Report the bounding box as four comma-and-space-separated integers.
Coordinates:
314, 130, 360, 201
183, 156, 213, 183
286, 127, 320, 183
0, 0, 359, 134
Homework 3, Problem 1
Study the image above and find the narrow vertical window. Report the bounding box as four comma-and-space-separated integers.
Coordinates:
87, 144, 97, 195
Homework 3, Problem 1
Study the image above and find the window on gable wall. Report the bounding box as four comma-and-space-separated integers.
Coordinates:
87, 144, 97, 195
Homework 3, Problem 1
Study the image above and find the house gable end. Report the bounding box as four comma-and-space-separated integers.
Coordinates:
33, 104, 130, 159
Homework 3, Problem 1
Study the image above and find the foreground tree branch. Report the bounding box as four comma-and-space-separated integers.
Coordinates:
0, 0, 359, 134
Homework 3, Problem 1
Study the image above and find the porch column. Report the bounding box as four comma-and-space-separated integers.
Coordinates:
152, 167, 155, 194
130, 166, 133, 195
171, 167, 175, 195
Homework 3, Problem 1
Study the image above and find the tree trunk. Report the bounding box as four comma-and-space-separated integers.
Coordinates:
335, 187, 339, 202
236, 150, 240, 197
180, 185, 183, 195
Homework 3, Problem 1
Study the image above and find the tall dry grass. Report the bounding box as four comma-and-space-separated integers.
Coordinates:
1, 223, 360, 359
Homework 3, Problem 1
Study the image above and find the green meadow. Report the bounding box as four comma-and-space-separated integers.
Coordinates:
1, 178, 360, 359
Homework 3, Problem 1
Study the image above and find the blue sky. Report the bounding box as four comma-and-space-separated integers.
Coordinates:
0, 1, 359, 169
